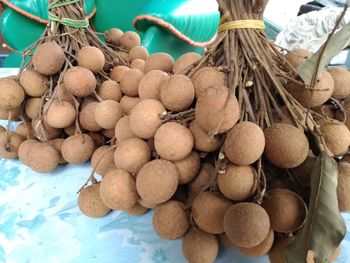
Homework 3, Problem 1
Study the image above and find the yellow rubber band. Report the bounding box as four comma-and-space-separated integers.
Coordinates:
219, 19, 265, 31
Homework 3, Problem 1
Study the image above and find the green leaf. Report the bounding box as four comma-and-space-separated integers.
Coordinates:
298, 21, 350, 85
285, 151, 346, 263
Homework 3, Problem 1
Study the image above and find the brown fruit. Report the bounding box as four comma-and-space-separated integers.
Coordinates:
223, 203, 270, 248
32, 42, 65, 75
268, 237, 294, 263
91, 146, 116, 176
114, 138, 151, 175
0, 78, 25, 110
115, 116, 137, 142
120, 96, 141, 115
173, 52, 201, 74
94, 100, 123, 129
98, 80, 122, 102
219, 233, 239, 249
284, 48, 312, 69
328, 67, 350, 99
0, 106, 21, 120
15, 122, 34, 139
138, 198, 157, 209
78, 183, 111, 217
120, 68, 143, 97
337, 162, 350, 212
56, 87, 75, 105
117, 51, 130, 64
49, 138, 66, 164
79, 102, 101, 132
120, 31, 141, 50
25, 98, 42, 119
32, 119, 61, 140
18, 139, 38, 165
130, 59, 145, 72
154, 122, 194, 161
189, 120, 222, 152
174, 151, 200, 184
320, 120, 350, 156
138, 70, 169, 100
195, 85, 239, 134
192, 191, 232, 234
238, 229, 274, 257
102, 129, 114, 138
61, 134, 95, 164
0, 131, 24, 159
152, 200, 189, 240
263, 189, 307, 233
104, 28, 123, 45
77, 46, 105, 73
110, 65, 130, 82
286, 71, 334, 108
144, 53, 175, 73
136, 159, 179, 205
122, 202, 148, 216
100, 169, 139, 209
129, 46, 149, 61
45, 100, 76, 128
218, 164, 257, 201
160, 74, 195, 112
63, 66, 96, 97
191, 67, 227, 98
19, 69, 48, 97
182, 229, 218, 263
264, 123, 309, 168
129, 99, 165, 139
27, 142, 59, 173
188, 163, 214, 194
224, 121, 265, 165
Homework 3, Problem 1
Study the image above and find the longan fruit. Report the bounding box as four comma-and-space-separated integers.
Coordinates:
238, 229, 274, 257
114, 116, 137, 142
98, 80, 122, 102
130, 59, 145, 72
77, 46, 105, 73
110, 65, 130, 82
45, 100, 76, 128
94, 100, 123, 129
122, 202, 148, 216
63, 66, 96, 97
25, 98, 42, 120
91, 146, 116, 176
104, 28, 123, 45
0, 131, 24, 159
32, 42, 65, 75
284, 48, 312, 69
188, 163, 214, 194
120, 68, 143, 97
15, 122, 34, 139
0, 78, 25, 110
191, 67, 227, 98
173, 52, 201, 74
61, 134, 95, 164
79, 102, 101, 132
320, 120, 350, 156
328, 67, 350, 99
174, 151, 200, 185
27, 142, 60, 173
189, 120, 222, 152
120, 96, 141, 115
129, 46, 149, 61
19, 69, 49, 97
144, 53, 175, 73
49, 138, 66, 164
138, 70, 169, 100
120, 31, 141, 50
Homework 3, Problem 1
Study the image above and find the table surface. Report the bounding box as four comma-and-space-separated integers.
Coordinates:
1, 68, 349, 263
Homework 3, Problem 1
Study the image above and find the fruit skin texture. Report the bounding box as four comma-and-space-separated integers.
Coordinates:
191, 67, 227, 98
129, 46, 149, 61
114, 116, 136, 142
192, 191, 232, 234
337, 162, 350, 212
144, 53, 175, 73
91, 146, 116, 177
174, 151, 200, 185
0, 131, 24, 159
264, 123, 309, 169
195, 85, 239, 134
189, 120, 222, 152
26, 143, 59, 173
320, 121, 350, 156
328, 67, 350, 99
110, 65, 130, 82
0, 79, 25, 110
136, 159, 179, 205
188, 163, 214, 194
49, 138, 66, 164
100, 169, 139, 210
32, 42, 65, 75
120, 96, 141, 115
152, 200, 189, 240
94, 100, 123, 129
154, 122, 194, 161
79, 102, 101, 132
120, 68, 143, 97
182, 229, 219, 263
284, 48, 312, 69
98, 80, 122, 102
122, 202, 148, 216
104, 28, 123, 45
173, 52, 201, 74
223, 202, 270, 248
114, 138, 151, 175
63, 66, 96, 97
238, 228, 274, 257
262, 189, 307, 233
138, 70, 169, 100
218, 164, 257, 201
120, 31, 141, 50
45, 100, 76, 128
19, 69, 48, 97
224, 121, 265, 165
61, 134, 95, 164
78, 183, 111, 218
77, 46, 105, 73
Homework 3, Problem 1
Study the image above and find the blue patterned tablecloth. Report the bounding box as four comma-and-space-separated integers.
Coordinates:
0, 69, 349, 263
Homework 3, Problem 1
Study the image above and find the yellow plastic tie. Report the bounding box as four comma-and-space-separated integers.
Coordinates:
219, 12, 265, 31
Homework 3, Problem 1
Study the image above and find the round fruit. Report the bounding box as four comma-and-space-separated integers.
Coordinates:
152, 200, 189, 240
189, 120, 222, 152
110, 66, 130, 82
0, 131, 24, 159
160, 74, 195, 112
224, 121, 265, 165
218, 164, 257, 201
223, 202, 270, 248
78, 183, 111, 217
154, 122, 194, 161
100, 169, 139, 210
144, 53, 175, 73
25, 98, 42, 119
18, 139, 38, 165
191, 67, 227, 98
77, 46, 105, 73
173, 52, 201, 74
129, 99, 165, 139
104, 28, 123, 45
195, 85, 239, 134
0, 79, 25, 110
120, 96, 141, 115
188, 163, 214, 194
32, 119, 60, 140
337, 162, 350, 212
263, 189, 307, 233
120, 31, 141, 50
129, 46, 149, 61
79, 102, 101, 132
61, 134, 95, 164
49, 138, 66, 164
328, 67, 350, 99
136, 159, 179, 205
0, 106, 21, 120
120, 68, 143, 97
174, 151, 200, 184
32, 42, 65, 75
130, 59, 145, 72
122, 202, 148, 216
94, 100, 123, 129
26, 142, 59, 173
182, 229, 218, 263
238, 229, 274, 257
320, 120, 350, 156
91, 146, 116, 176
98, 80, 122, 102
192, 191, 232, 234
45, 100, 76, 128
264, 123, 309, 168
138, 70, 169, 100
219, 233, 239, 249
284, 48, 312, 69
138, 198, 157, 209
114, 138, 151, 175
19, 69, 48, 97
15, 122, 34, 139
63, 66, 96, 97
115, 116, 137, 142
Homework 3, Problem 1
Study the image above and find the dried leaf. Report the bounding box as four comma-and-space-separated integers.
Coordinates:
285, 152, 346, 262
